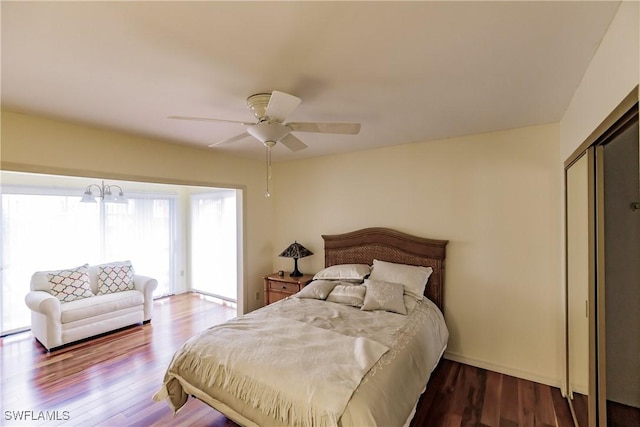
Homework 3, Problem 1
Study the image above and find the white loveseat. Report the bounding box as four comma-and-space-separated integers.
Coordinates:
24, 261, 157, 351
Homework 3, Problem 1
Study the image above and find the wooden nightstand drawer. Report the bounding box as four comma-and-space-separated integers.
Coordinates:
263, 273, 314, 306
268, 281, 299, 293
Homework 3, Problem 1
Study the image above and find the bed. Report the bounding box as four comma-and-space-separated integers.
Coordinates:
153, 227, 449, 426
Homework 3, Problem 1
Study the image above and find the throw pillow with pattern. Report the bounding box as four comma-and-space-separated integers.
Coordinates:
97, 261, 135, 295
47, 264, 93, 303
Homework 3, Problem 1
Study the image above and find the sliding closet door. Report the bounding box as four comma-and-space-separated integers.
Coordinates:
565, 100, 639, 427
566, 148, 596, 427
599, 120, 640, 425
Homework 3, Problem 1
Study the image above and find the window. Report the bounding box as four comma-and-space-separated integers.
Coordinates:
0, 185, 178, 335
190, 190, 238, 302
1, 190, 100, 334
102, 194, 177, 296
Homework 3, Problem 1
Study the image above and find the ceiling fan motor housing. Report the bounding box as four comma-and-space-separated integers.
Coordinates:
246, 93, 272, 119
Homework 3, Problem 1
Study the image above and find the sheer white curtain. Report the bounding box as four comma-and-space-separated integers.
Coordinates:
1, 190, 100, 333
190, 190, 237, 301
0, 187, 177, 335
102, 194, 176, 296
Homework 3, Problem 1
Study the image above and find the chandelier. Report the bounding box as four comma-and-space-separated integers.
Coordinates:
80, 181, 127, 203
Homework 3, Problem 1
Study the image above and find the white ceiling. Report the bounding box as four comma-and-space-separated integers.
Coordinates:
1, 1, 620, 162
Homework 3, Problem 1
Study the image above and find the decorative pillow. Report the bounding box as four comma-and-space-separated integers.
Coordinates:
361, 279, 407, 315
368, 259, 433, 300
296, 280, 339, 300
313, 264, 371, 282
97, 261, 135, 295
326, 284, 366, 307
404, 295, 418, 313
47, 264, 93, 303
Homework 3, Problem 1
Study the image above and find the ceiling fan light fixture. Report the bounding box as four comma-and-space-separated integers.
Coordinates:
247, 122, 290, 145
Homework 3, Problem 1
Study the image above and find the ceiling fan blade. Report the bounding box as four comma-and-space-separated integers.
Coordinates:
265, 91, 301, 122
208, 132, 251, 147
280, 134, 308, 152
287, 122, 361, 135
169, 115, 254, 125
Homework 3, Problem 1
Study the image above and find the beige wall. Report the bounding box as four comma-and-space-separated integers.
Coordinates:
0, 110, 273, 313
561, 0, 639, 160
272, 123, 563, 387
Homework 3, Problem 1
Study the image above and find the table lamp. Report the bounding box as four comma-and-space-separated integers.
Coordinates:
278, 241, 313, 277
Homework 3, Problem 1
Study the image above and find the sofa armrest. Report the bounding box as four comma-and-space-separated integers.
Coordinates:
24, 291, 61, 318
133, 274, 158, 294
133, 275, 158, 322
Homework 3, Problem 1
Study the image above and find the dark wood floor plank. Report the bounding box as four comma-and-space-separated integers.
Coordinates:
571, 391, 589, 427
1, 293, 575, 427
451, 363, 473, 417
443, 413, 463, 426
481, 369, 503, 427
501, 374, 520, 424
414, 359, 457, 426
518, 377, 536, 427
461, 364, 486, 425
500, 419, 520, 427
535, 381, 559, 426
608, 399, 640, 427
410, 358, 451, 426
550, 387, 574, 427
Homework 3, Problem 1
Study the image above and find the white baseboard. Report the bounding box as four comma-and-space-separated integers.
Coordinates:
443, 350, 562, 389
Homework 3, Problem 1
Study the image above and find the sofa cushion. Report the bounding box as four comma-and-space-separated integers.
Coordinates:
60, 290, 144, 324
46, 264, 94, 303
96, 261, 135, 295
62, 309, 144, 344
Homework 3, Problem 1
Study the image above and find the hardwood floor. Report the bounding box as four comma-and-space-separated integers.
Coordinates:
415, 360, 573, 427
608, 400, 640, 427
563, 388, 640, 426
1, 293, 573, 427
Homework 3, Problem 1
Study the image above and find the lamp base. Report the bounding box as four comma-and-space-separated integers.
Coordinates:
289, 258, 303, 277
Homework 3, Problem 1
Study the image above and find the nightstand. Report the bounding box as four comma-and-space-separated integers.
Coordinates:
263, 273, 314, 305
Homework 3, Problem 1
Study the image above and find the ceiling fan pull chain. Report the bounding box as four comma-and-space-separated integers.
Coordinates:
268, 146, 272, 180
265, 146, 271, 198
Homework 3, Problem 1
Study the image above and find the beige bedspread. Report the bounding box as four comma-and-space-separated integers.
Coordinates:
154, 296, 448, 427
154, 313, 387, 426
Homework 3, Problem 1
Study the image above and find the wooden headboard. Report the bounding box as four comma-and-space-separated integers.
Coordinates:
322, 227, 448, 312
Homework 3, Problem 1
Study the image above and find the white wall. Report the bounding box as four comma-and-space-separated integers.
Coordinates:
273, 123, 564, 387
0, 110, 273, 313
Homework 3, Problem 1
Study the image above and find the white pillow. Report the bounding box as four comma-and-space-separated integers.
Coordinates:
368, 259, 433, 300
313, 264, 371, 282
97, 260, 135, 295
295, 280, 338, 300
47, 264, 93, 303
361, 279, 407, 315
326, 284, 366, 307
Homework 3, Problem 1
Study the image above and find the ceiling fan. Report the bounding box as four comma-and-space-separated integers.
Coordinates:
169, 91, 361, 197
168, 90, 361, 151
